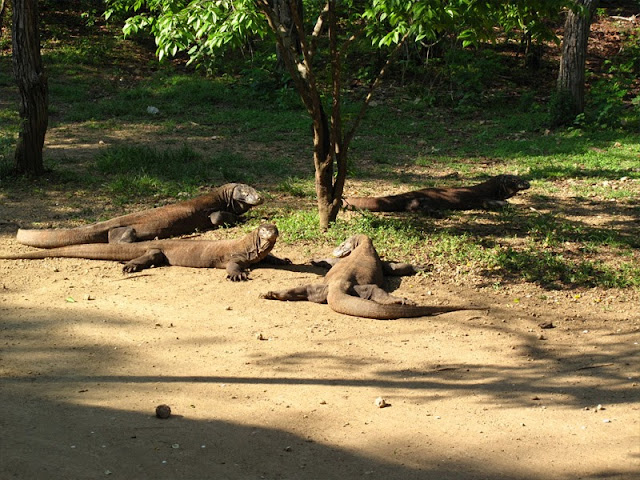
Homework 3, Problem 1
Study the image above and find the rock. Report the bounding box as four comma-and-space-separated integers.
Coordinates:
155, 404, 171, 419
374, 397, 388, 408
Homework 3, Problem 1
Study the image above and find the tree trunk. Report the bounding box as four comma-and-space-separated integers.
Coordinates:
555, 0, 599, 124
12, 0, 48, 175
313, 107, 342, 229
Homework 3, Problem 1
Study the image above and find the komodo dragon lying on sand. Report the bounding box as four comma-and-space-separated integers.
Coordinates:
16, 183, 263, 248
260, 234, 476, 319
2, 223, 290, 280
342, 174, 530, 215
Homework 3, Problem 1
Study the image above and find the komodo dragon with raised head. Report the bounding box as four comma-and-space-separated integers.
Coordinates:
2, 223, 289, 280
260, 234, 476, 319
342, 174, 530, 215
16, 183, 263, 248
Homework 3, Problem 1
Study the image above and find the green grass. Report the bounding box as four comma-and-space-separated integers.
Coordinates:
94, 144, 294, 204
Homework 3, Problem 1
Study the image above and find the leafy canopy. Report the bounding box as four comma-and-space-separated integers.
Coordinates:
105, 0, 569, 64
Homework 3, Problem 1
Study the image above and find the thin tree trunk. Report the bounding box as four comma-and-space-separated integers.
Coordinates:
1, 0, 7, 31
556, 0, 599, 122
12, 0, 48, 175
271, 0, 302, 71
312, 108, 335, 229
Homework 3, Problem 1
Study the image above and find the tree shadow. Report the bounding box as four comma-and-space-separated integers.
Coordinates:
7, 387, 613, 480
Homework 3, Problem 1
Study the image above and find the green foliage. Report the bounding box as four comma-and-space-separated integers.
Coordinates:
0, 109, 19, 179
548, 89, 578, 127
107, 0, 269, 63
583, 29, 640, 129
444, 48, 505, 110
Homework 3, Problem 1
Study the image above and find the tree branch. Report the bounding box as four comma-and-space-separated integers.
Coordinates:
343, 32, 410, 152
328, 0, 343, 193
254, 0, 314, 112
309, 2, 329, 58
338, 23, 365, 59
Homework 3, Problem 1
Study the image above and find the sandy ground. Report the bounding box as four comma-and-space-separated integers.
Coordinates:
1, 194, 639, 480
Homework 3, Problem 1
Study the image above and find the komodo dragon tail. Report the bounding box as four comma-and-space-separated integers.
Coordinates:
342, 196, 393, 212
326, 285, 471, 320
17, 226, 107, 248
0, 243, 143, 261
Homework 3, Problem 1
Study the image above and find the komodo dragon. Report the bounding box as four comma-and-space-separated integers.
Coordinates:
260, 234, 475, 319
1, 223, 290, 280
342, 174, 530, 215
16, 183, 263, 248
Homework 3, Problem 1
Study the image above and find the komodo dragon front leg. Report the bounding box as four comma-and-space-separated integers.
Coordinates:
122, 249, 168, 273
260, 284, 329, 302
226, 252, 292, 282
209, 211, 244, 227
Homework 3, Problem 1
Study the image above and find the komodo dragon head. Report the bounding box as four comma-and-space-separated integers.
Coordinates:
494, 175, 531, 199
257, 223, 279, 243
228, 183, 264, 215
332, 234, 366, 258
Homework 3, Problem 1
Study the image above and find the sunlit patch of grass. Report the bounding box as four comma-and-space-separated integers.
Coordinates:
494, 248, 640, 289
569, 182, 638, 201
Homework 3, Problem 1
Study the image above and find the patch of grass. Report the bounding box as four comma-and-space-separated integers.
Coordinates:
94, 144, 294, 203
523, 212, 633, 248
277, 177, 316, 198
494, 248, 640, 289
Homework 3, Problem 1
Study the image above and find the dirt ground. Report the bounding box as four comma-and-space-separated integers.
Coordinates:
1, 176, 639, 480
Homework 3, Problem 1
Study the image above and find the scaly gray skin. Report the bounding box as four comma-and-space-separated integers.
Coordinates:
3, 224, 290, 281
16, 183, 264, 248
261, 234, 477, 319
342, 175, 530, 214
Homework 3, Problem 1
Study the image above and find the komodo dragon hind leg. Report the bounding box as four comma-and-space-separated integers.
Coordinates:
108, 226, 137, 243
122, 249, 167, 273
311, 258, 339, 270
353, 284, 416, 305
260, 254, 292, 266
260, 284, 329, 303
381, 262, 420, 276
406, 198, 446, 218
482, 199, 509, 209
